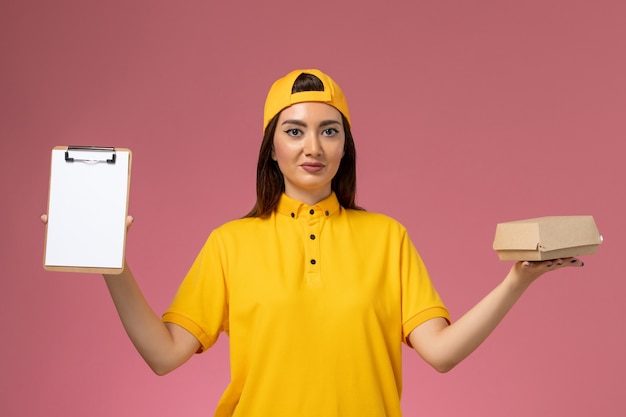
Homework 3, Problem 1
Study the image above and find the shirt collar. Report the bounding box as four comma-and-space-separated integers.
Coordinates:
276, 192, 341, 219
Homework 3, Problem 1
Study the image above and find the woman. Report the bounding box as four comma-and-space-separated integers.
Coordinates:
45, 69, 583, 416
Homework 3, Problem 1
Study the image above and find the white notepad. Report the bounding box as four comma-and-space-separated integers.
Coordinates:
44, 146, 132, 274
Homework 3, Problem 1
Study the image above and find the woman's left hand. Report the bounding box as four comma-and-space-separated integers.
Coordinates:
510, 257, 585, 286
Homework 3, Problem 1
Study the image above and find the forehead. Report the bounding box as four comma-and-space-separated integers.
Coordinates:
277, 102, 343, 123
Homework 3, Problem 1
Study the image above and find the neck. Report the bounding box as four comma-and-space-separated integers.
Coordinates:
284, 188, 332, 206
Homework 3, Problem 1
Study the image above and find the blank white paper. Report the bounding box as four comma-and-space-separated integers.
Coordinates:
45, 148, 130, 269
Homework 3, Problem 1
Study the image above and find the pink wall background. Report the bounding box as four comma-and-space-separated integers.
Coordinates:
1, 1, 624, 416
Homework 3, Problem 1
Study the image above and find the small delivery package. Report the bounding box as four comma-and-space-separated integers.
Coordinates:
493, 216, 602, 261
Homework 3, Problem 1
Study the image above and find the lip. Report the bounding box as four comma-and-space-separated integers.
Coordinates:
300, 162, 325, 173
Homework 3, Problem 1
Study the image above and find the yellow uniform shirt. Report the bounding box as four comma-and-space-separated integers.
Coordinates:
163, 193, 450, 417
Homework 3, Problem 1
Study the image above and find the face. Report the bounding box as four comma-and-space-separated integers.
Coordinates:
272, 102, 345, 205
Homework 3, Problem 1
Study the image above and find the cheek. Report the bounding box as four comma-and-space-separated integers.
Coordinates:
271, 137, 278, 161
271, 140, 293, 165
271, 138, 286, 162
331, 141, 346, 163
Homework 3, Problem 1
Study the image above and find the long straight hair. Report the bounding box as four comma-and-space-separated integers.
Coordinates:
245, 73, 363, 218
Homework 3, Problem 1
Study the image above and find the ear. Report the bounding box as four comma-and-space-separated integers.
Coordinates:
271, 147, 277, 161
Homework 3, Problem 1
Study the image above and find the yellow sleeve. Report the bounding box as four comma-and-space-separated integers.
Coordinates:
399, 228, 450, 343
162, 230, 229, 352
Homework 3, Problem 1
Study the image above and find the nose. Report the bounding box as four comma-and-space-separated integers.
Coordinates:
303, 132, 322, 157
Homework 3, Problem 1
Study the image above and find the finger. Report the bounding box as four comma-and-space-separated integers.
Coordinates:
126, 215, 134, 229
567, 258, 585, 267
544, 259, 565, 268
40, 214, 48, 224
539, 258, 585, 269
520, 259, 559, 269
551, 257, 585, 268
521, 260, 550, 269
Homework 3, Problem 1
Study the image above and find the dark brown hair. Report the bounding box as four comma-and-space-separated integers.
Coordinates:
245, 73, 363, 217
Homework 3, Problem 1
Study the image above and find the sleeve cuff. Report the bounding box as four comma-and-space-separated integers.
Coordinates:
402, 306, 451, 344
162, 311, 216, 353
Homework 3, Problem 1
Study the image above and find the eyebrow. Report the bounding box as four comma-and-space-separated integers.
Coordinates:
281, 119, 342, 127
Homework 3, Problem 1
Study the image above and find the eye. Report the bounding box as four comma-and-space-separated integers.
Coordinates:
284, 128, 302, 137
322, 128, 339, 136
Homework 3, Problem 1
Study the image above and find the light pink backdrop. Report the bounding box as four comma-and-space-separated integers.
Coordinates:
1, 1, 624, 416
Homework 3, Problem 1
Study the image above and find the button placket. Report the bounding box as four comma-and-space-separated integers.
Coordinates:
304, 207, 322, 283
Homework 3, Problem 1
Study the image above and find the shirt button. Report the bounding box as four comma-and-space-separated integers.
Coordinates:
310, 234, 315, 240
291, 212, 295, 218
310, 259, 316, 265
325, 210, 329, 216
309, 209, 315, 215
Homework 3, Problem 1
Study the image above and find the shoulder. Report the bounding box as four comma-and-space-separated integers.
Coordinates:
344, 208, 404, 225
342, 208, 409, 235
210, 216, 266, 238
199, 217, 267, 254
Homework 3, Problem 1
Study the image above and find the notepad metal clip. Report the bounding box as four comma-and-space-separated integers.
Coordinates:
65, 146, 116, 164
